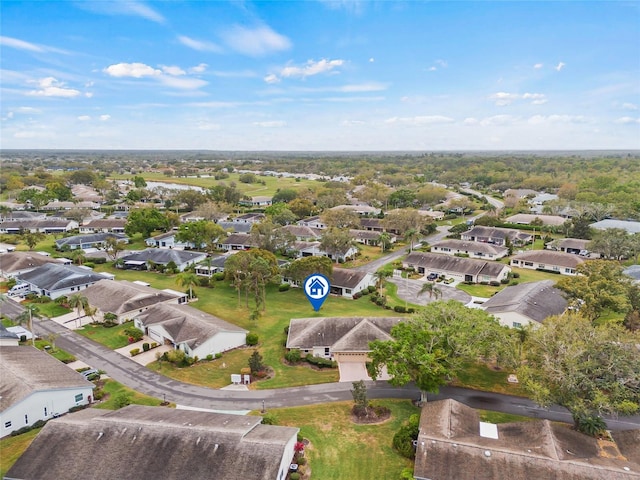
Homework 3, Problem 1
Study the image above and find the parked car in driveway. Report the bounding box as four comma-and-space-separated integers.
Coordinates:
426, 273, 438, 281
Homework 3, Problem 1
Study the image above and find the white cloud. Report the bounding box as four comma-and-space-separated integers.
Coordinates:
77, 115, 91, 121
253, 121, 286, 128
528, 115, 589, 125
99, 114, 111, 121
104, 62, 161, 78
267, 59, 345, 83
463, 117, 479, 125
77, 1, 165, 24
15, 107, 42, 114
385, 115, 454, 126
341, 119, 366, 126
480, 115, 519, 126
622, 102, 638, 111
158, 76, 208, 89
0, 35, 43, 52
221, 25, 291, 56
189, 63, 208, 74
161, 65, 186, 76
27, 77, 81, 97
489, 92, 547, 106
339, 83, 386, 92
615, 116, 640, 124
369, 57, 375, 63
533, 63, 544, 69
177, 35, 222, 53
555, 61, 566, 71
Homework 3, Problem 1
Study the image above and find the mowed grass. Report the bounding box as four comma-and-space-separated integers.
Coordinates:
450, 361, 528, 397
0, 428, 41, 478
75, 322, 134, 349
479, 410, 533, 424
93, 379, 165, 410
455, 266, 565, 298
256, 399, 418, 480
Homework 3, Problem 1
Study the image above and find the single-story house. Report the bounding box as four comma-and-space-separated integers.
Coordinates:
403, 252, 511, 284
16, 263, 111, 299
350, 229, 394, 246
510, 250, 585, 275
0, 219, 79, 234
71, 184, 103, 203
55, 233, 129, 251
329, 204, 381, 216
414, 399, 640, 480
504, 188, 538, 199
231, 213, 265, 224
6, 405, 300, 480
217, 233, 258, 251
286, 316, 403, 382
546, 237, 591, 256
279, 224, 322, 241
81, 280, 187, 324
418, 209, 445, 221
134, 303, 247, 359
119, 249, 207, 272
79, 219, 127, 234
0, 324, 20, 346
0, 295, 26, 322
461, 226, 533, 247
0, 211, 46, 222
145, 231, 196, 250
0, 346, 94, 438
42, 200, 101, 211
590, 219, 640, 235
504, 214, 567, 227
239, 195, 273, 207
194, 255, 229, 277
216, 221, 252, 234
480, 280, 568, 328
430, 239, 509, 260
330, 268, 376, 298
359, 218, 384, 232
287, 241, 325, 259
297, 215, 327, 229
0, 251, 66, 278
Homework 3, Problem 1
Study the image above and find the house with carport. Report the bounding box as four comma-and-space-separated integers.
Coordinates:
546, 237, 592, 256
461, 225, 532, 247
134, 303, 247, 359
0, 346, 94, 438
55, 232, 128, 251
403, 252, 511, 284
286, 316, 403, 382
6, 405, 300, 480
79, 218, 126, 234
510, 250, 585, 275
16, 263, 112, 299
430, 239, 509, 260
145, 231, 196, 250
330, 268, 376, 298
119, 249, 206, 272
480, 280, 568, 328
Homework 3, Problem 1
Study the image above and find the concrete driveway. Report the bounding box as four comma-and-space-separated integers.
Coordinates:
115, 338, 173, 366
388, 277, 472, 306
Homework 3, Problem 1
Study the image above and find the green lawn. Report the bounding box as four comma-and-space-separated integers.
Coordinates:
479, 410, 533, 424
455, 266, 564, 298
450, 361, 527, 397
257, 399, 418, 480
93, 379, 166, 409
34, 339, 76, 363
75, 322, 136, 350
23, 300, 70, 318
0, 428, 41, 478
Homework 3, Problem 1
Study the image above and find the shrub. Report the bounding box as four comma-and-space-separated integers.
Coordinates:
151, 342, 158, 348
246, 332, 259, 346
512, 272, 520, 278
407, 308, 416, 314
114, 393, 132, 409
130, 348, 140, 356
215, 352, 222, 359
305, 354, 336, 369
368, 285, 376, 293
83, 262, 95, 268
290, 474, 300, 480
394, 305, 406, 313
261, 412, 277, 425
500, 278, 509, 284
123, 327, 144, 342
142, 343, 150, 352
297, 456, 307, 466
393, 414, 420, 459
213, 272, 225, 281
285, 350, 301, 363
278, 283, 290, 292
206, 354, 213, 361
352, 292, 362, 299
509, 280, 519, 286
489, 281, 501, 287
248, 350, 265, 374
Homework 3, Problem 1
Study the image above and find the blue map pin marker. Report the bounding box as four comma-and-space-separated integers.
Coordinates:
303, 273, 330, 312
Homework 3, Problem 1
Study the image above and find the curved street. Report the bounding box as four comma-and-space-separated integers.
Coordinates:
36, 318, 640, 431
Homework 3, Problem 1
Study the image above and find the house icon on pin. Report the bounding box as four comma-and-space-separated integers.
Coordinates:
308, 278, 325, 296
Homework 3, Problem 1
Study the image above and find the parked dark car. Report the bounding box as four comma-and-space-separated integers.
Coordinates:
426, 273, 438, 281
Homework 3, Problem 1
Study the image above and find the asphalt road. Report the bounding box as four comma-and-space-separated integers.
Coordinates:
36, 318, 640, 430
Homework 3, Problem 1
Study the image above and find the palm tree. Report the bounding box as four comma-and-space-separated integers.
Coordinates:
377, 232, 392, 253
418, 282, 442, 302
374, 270, 392, 295
403, 228, 420, 252
68, 293, 89, 328
16, 304, 43, 346
175, 272, 199, 300
70, 248, 86, 265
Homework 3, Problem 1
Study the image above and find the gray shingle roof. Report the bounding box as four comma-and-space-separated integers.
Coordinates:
330, 268, 370, 289
55, 232, 128, 248
405, 252, 508, 278
287, 317, 402, 351
280, 225, 323, 239
17, 263, 109, 291
120, 248, 206, 266
81, 280, 183, 316
0, 251, 62, 275
511, 250, 585, 268
0, 346, 93, 412
7, 405, 299, 480
481, 280, 568, 323
414, 399, 640, 480
432, 239, 509, 256
590, 219, 640, 234
136, 303, 246, 348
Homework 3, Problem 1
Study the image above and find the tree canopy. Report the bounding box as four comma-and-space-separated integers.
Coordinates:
518, 313, 640, 434
125, 207, 170, 238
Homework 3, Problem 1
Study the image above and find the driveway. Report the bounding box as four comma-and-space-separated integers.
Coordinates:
388, 277, 472, 306
115, 338, 173, 366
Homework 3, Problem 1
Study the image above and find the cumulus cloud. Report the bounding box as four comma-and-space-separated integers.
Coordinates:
369, 57, 375, 63
489, 92, 547, 106
266, 59, 345, 83
622, 102, 638, 111
161, 65, 186, 76
27, 77, 81, 97
385, 115, 454, 126
158, 76, 208, 89
221, 25, 291, 56
533, 63, 544, 69
104, 62, 161, 78
528, 115, 588, 125
189, 63, 208, 74
177, 35, 222, 53
15, 107, 41, 114
77, 115, 91, 121
253, 121, 286, 128
428, 59, 448, 71
99, 114, 111, 121
555, 61, 566, 71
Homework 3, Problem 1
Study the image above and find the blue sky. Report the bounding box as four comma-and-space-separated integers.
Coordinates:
1, 1, 639, 150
